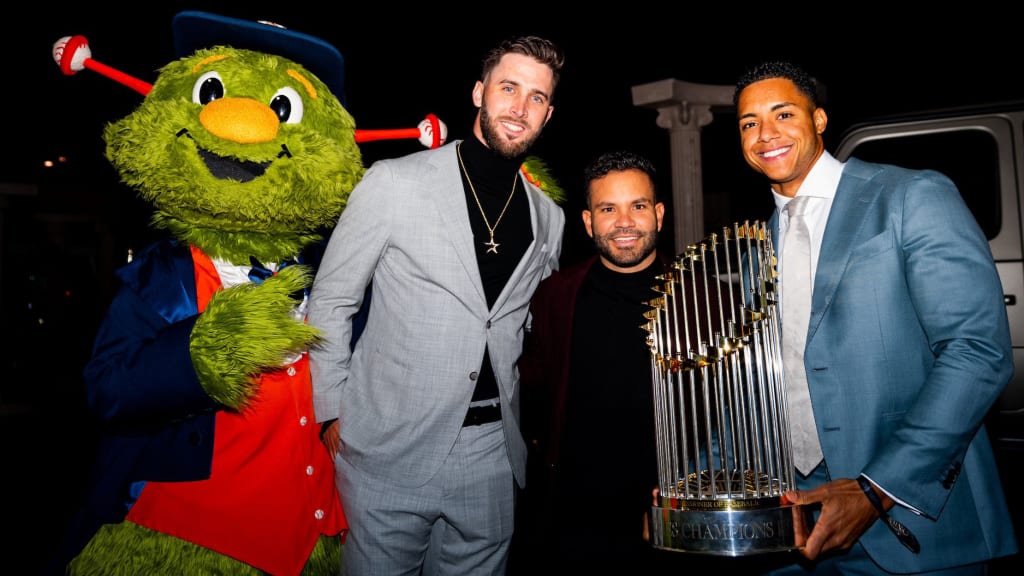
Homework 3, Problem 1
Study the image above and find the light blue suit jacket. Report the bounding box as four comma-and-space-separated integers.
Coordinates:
770, 157, 1017, 571
309, 141, 564, 489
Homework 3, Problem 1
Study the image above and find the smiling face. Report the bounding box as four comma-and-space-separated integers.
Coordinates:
104, 47, 365, 264
582, 168, 664, 273
736, 77, 828, 198
472, 53, 554, 159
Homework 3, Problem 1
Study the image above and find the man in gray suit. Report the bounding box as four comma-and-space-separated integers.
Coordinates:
309, 36, 565, 575
735, 60, 1017, 574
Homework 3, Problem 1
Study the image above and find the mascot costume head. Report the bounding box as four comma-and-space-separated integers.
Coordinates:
47, 11, 450, 576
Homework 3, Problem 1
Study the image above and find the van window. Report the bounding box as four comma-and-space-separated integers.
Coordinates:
847, 130, 1001, 240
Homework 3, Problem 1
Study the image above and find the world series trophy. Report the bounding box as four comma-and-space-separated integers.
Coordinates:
644, 220, 811, 556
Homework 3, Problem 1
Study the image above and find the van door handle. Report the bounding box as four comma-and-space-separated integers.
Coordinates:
1006, 295, 1016, 306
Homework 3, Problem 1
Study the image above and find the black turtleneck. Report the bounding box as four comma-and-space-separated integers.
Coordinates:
457, 135, 534, 401
457, 135, 533, 305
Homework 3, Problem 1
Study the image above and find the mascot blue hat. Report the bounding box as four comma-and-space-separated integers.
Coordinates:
172, 10, 347, 106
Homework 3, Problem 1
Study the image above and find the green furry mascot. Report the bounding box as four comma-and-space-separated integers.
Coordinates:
47, 11, 454, 575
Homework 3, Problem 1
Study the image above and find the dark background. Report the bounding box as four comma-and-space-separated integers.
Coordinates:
3, 4, 1023, 573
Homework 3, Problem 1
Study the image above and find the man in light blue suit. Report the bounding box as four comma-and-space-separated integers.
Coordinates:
734, 60, 1017, 574
309, 36, 566, 575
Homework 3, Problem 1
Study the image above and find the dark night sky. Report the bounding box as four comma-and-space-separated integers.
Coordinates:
9, 4, 1023, 263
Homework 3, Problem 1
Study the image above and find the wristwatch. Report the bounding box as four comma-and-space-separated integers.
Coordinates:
856, 475, 920, 554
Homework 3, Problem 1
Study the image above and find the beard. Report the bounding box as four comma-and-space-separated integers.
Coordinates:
594, 227, 658, 268
479, 103, 542, 159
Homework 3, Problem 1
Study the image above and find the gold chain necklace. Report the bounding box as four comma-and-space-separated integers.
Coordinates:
457, 142, 518, 254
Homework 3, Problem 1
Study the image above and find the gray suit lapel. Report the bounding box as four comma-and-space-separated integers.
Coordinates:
432, 142, 488, 307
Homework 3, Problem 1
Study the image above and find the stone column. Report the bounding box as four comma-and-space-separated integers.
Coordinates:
631, 79, 733, 252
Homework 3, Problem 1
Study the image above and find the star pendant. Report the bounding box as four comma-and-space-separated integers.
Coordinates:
485, 236, 500, 254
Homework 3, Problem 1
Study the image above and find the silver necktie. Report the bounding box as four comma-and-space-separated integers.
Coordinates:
782, 196, 824, 475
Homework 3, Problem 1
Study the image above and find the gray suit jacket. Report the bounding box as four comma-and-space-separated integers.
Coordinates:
309, 141, 564, 489
771, 157, 1017, 571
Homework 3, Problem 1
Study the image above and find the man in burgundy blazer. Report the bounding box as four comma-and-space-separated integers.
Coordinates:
514, 150, 682, 572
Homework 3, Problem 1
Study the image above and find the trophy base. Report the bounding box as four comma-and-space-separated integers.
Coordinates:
649, 496, 809, 556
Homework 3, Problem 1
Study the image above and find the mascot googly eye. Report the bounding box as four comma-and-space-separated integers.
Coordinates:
48, 11, 444, 576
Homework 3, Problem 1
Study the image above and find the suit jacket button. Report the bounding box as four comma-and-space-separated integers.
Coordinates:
188, 431, 202, 446
470, 371, 479, 381
943, 463, 962, 488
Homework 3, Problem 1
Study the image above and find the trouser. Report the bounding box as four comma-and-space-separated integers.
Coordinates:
337, 420, 514, 576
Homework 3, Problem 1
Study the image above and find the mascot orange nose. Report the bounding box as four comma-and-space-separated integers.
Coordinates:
199, 97, 280, 143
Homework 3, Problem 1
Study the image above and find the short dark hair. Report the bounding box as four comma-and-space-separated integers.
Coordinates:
733, 60, 823, 108
583, 150, 657, 207
481, 36, 565, 98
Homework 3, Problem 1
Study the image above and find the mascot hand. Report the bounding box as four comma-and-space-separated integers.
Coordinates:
189, 265, 323, 409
